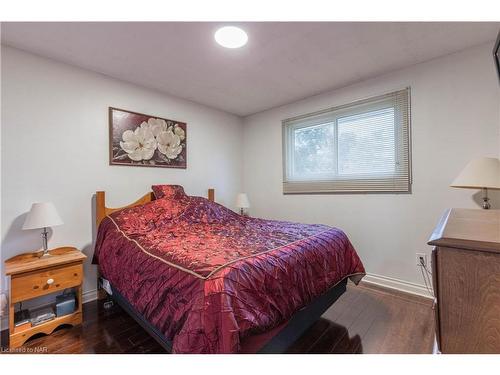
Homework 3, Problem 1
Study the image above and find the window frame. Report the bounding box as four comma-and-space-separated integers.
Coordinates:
282, 88, 412, 194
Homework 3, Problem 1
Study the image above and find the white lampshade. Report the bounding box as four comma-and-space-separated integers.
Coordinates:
236, 193, 250, 208
451, 157, 500, 190
22, 202, 64, 230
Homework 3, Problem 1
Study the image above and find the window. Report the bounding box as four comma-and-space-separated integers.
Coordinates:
283, 88, 411, 193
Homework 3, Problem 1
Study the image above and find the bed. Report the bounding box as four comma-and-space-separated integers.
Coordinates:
93, 185, 365, 353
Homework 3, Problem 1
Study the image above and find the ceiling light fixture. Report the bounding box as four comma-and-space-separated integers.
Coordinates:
214, 26, 248, 49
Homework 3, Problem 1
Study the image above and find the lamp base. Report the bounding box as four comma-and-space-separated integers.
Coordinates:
38, 227, 52, 257
482, 188, 491, 209
482, 198, 491, 210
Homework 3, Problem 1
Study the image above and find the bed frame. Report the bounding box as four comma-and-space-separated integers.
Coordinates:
94, 188, 348, 353
108, 277, 347, 353
96, 188, 215, 226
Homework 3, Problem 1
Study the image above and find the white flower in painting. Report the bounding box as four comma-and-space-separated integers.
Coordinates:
157, 130, 183, 159
173, 124, 185, 141
120, 127, 157, 161
145, 118, 171, 137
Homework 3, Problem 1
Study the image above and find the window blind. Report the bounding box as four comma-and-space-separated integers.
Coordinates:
282, 88, 411, 194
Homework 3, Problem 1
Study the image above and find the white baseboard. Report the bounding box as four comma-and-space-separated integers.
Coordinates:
0, 289, 98, 333
82, 289, 98, 304
363, 272, 434, 299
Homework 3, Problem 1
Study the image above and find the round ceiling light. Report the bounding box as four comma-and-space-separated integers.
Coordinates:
214, 26, 248, 49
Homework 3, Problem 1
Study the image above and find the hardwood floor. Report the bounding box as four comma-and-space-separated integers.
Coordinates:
287, 282, 434, 354
1, 282, 435, 354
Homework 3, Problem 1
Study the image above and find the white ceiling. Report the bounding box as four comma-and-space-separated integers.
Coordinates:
2, 22, 499, 116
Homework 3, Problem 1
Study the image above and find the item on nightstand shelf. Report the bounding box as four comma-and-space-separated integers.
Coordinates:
236, 193, 250, 216
450, 157, 500, 209
30, 306, 56, 326
14, 309, 31, 327
22, 202, 64, 257
56, 293, 76, 317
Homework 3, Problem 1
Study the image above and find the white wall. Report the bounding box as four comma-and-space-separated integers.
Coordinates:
1, 40, 499, 320
242, 42, 500, 296
0, 46, 244, 306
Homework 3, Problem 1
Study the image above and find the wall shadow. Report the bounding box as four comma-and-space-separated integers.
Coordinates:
1, 212, 50, 258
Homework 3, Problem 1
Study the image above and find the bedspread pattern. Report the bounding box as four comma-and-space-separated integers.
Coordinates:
94, 191, 365, 353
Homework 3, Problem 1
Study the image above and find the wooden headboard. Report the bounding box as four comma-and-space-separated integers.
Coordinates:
96, 188, 215, 226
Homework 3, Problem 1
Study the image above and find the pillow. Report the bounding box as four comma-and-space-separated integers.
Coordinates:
151, 185, 187, 200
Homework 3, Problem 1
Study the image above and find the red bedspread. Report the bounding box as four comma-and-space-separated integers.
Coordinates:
93, 187, 365, 353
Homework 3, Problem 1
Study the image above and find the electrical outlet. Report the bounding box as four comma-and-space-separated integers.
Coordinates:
416, 253, 427, 267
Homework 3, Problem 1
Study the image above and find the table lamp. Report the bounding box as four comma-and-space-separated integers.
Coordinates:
236, 193, 250, 216
450, 157, 500, 209
22, 202, 64, 257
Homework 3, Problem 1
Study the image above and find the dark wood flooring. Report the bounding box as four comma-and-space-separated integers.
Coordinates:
1, 282, 435, 354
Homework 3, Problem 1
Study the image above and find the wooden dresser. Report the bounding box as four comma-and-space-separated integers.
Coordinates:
428, 208, 500, 354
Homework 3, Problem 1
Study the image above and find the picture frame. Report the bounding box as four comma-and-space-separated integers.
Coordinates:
109, 107, 187, 169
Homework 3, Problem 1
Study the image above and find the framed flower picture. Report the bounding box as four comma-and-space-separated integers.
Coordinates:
109, 107, 187, 168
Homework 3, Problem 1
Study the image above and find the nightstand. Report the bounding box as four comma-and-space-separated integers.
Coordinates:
5, 246, 86, 348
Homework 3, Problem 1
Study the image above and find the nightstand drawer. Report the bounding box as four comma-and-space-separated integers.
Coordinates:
11, 263, 83, 303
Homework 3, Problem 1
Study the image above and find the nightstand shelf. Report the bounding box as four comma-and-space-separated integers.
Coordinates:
5, 247, 86, 348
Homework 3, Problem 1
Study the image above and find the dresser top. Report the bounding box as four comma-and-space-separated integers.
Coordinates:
5, 246, 87, 276
428, 208, 500, 253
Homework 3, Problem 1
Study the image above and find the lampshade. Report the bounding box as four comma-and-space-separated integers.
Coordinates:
236, 193, 250, 208
451, 157, 500, 190
22, 202, 64, 230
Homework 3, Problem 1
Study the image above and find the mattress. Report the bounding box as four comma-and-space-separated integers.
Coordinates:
93, 186, 365, 353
